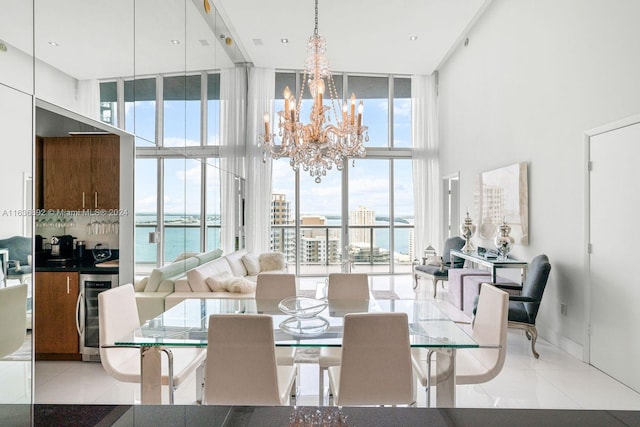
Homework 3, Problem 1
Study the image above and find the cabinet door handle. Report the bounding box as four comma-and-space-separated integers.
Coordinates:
75, 292, 83, 336
95, 192, 98, 208
67, 276, 70, 294
82, 192, 85, 209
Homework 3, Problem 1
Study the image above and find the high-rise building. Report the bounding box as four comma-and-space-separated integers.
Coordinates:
270, 194, 295, 262
349, 206, 375, 245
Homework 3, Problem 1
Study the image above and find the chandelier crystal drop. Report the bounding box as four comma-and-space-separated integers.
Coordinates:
258, 0, 368, 183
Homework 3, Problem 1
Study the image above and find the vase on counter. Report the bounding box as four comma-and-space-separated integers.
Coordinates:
494, 218, 515, 260
460, 211, 476, 254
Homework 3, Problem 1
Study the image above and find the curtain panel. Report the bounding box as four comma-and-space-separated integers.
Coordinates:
220, 66, 247, 253
245, 68, 275, 254
412, 74, 440, 258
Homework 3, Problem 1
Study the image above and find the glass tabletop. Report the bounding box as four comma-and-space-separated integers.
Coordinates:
114, 298, 479, 349
450, 249, 527, 265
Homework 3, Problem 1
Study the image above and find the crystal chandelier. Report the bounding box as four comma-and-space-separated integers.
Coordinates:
258, 0, 368, 183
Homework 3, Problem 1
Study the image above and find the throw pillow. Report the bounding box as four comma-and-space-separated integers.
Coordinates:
241, 253, 261, 276
259, 252, 285, 272
205, 272, 231, 292
225, 277, 256, 294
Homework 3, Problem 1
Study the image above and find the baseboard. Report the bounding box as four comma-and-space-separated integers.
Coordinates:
541, 329, 584, 361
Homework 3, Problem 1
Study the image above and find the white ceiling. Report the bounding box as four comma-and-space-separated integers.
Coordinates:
0, 0, 489, 80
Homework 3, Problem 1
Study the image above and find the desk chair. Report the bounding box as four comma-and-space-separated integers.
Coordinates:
495, 254, 551, 358
0, 236, 32, 286
413, 236, 465, 296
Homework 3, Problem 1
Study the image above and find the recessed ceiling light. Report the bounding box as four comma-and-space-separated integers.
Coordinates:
281, 38, 289, 44
253, 38, 264, 46
48, 41, 59, 46
409, 36, 418, 41
171, 40, 181, 45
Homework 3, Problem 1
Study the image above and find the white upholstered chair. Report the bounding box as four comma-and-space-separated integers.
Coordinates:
318, 272, 370, 404
412, 283, 508, 406
203, 314, 296, 405
98, 284, 206, 404
255, 273, 297, 299
255, 272, 297, 366
0, 284, 28, 358
328, 312, 414, 406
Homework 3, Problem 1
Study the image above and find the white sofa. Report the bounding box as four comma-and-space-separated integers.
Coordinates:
133, 249, 223, 323
165, 249, 286, 310
133, 249, 287, 322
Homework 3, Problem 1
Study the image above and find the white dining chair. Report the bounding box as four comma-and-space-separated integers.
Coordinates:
0, 284, 28, 358
328, 312, 414, 406
98, 284, 206, 404
411, 283, 509, 406
255, 272, 297, 366
203, 314, 297, 405
318, 272, 370, 405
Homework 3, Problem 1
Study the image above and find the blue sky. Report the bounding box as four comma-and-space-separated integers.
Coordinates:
129, 92, 413, 218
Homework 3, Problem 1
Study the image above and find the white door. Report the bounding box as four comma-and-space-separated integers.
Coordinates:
589, 120, 640, 393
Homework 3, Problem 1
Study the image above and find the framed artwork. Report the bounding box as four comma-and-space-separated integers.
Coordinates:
474, 162, 529, 245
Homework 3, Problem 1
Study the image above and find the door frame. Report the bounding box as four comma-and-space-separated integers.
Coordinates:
584, 113, 640, 363
442, 172, 460, 243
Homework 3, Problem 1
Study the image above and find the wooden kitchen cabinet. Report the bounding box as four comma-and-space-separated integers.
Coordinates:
35, 271, 82, 360
41, 135, 120, 210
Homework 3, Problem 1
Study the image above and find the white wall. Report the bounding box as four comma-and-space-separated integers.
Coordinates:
0, 84, 33, 239
438, 0, 640, 356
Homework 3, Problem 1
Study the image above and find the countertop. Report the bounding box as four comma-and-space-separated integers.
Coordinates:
35, 250, 120, 275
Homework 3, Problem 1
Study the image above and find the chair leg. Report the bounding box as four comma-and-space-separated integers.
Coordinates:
160, 348, 175, 404
318, 367, 325, 405
196, 363, 205, 404
413, 274, 419, 290
425, 349, 435, 408
432, 279, 439, 299
528, 326, 540, 359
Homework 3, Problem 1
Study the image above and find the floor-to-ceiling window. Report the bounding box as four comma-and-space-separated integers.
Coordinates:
100, 71, 221, 274
270, 72, 414, 275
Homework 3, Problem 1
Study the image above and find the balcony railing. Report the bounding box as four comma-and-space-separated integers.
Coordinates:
270, 224, 414, 275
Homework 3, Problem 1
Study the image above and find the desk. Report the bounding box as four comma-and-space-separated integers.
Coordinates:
450, 249, 528, 285
114, 298, 481, 407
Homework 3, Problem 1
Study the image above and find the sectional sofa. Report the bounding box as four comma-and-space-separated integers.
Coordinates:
133, 248, 286, 322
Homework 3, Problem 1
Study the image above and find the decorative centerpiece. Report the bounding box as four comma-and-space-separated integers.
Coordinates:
278, 296, 330, 338
460, 210, 476, 254
494, 218, 515, 260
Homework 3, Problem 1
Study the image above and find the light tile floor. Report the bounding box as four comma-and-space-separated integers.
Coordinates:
20, 275, 640, 408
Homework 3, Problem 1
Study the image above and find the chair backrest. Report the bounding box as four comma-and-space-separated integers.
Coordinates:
442, 236, 465, 267
98, 284, 141, 380
255, 273, 296, 300
471, 283, 509, 381
204, 314, 281, 405
327, 273, 370, 300
338, 312, 414, 405
0, 284, 28, 358
0, 236, 31, 265
520, 254, 551, 322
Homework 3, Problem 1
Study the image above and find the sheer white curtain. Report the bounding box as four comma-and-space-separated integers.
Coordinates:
245, 68, 275, 254
220, 67, 247, 253
412, 74, 440, 257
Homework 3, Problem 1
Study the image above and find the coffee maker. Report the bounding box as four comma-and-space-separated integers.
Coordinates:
50, 235, 75, 260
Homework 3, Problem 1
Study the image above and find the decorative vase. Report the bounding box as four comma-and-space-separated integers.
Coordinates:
494, 218, 515, 260
460, 211, 476, 254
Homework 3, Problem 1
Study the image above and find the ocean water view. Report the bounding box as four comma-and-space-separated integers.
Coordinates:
135, 213, 413, 264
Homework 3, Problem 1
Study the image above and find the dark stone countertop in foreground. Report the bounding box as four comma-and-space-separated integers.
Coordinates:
1, 405, 639, 427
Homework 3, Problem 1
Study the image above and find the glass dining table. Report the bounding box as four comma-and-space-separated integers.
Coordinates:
114, 297, 481, 407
